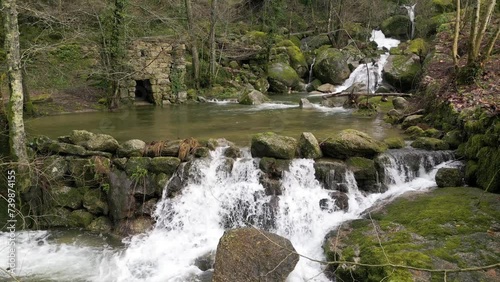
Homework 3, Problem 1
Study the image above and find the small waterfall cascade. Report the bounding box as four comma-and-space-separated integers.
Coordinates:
332, 30, 400, 94
0, 147, 457, 282
403, 4, 416, 39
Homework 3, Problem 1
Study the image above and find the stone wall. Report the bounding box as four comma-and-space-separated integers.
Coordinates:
120, 37, 187, 105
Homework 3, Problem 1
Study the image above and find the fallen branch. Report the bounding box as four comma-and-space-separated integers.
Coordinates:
321, 92, 412, 99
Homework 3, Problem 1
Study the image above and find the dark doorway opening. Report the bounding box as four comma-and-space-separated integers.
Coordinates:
135, 79, 154, 103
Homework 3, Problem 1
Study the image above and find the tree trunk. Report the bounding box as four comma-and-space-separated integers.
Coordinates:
473, 0, 496, 59
185, 0, 200, 88
452, 0, 461, 68
209, 0, 218, 85
109, 0, 127, 109
467, 0, 481, 64
2, 0, 28, 165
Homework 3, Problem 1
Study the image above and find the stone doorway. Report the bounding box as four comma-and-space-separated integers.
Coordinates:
135, 79, 154, 103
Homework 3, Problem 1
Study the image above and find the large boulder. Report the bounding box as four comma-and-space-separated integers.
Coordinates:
346, 157, 382, 193
435, 167, 463, 187
314, 160, 348, 191
213, 228, 299, 282
298, 132, 322, 159
272, 40, 308, 78
50, 186, 85, 210
267, 62, 300, 93
392, 97, 409, 111
382, 54, 422, 92
251, 132, 297, 159
313, 48, 350, 85
411, 137, 450, 151
238, 89, 270, 105
299, 98, 314, 109
380, 15, 411, 39
320, 129, 388, 159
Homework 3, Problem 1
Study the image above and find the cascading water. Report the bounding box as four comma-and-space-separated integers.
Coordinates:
1, 146, 456, 282
307, 57, 316, 85
403, 4, 416, 39
327, 30, 400, 95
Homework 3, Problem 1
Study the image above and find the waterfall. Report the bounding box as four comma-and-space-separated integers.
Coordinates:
403, 4, 416, 39
0, 147, 456, 282
307, 57, 316, 84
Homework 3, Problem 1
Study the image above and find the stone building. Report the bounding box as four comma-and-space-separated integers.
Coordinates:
120, 37, 187, 105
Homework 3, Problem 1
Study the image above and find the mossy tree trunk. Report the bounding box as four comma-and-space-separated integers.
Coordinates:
185, 0, 200, 89
209, 0, 218, 86
109, 0, 127, 109
2, 0, 28, 165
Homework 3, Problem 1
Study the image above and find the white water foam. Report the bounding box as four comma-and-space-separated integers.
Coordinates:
0, 148, 454, 282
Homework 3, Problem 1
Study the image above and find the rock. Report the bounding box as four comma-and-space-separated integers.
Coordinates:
411, 137, 450, 151
251, 132, 297, 159
195, 251, 216, 271
125, 157, 151, 176
298, 132, 322, 159
317, 83, 336, 93
117, 139, 146, 157
442, 130, 463, 149
88, 216, 113, 233
83, 189, 109, 215
51, 186, 85, 210
402, 114, 425, 129
108, 169, 136, 222
41, 156, 68, 182
320, 129, 388, 159
118, 216, 153, 235
67, 158, 99, 187
314, 160, 348, 191
380, 15, 411, 39
424, 128, 442, 138
148, 157, 180, 175
193, 147, 210, 158
435, 167, 463, 187
320, 191, 349, 212
383, 54, 422, 92
41, 207, 71, 227
69, 130, 119, 153
404, 125, 425, 138
347, 157, 382, 193
259, 157, 291, 179
224, 146, 242, 159
238, 89, 270, 105
259, 175, 282, 196
384, 137, 405, 149
313, 48, 351, 84
165, 162, 191, 198
267, 62, 300, 93
299, 98, 314, 109
213, 228, 299, 282
48, 142, 87, 156
253, 77, 270, 93
392, 97, 409, 111
69, 210, 95, 228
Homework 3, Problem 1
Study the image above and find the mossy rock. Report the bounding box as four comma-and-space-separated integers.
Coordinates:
464, 160, 479, 186
298, 132, 322, 159
314, 160, 348, 191
384, 137, 405, 149
325, 187, 500, 281
442, 130, 463, 149
251, 132, 297, 159
41, 156, 68, 182
411, 137, 449, 151
320, 129, 388, 159
253, 77, 270, 93
68, 158, 100, 187
117, 139, 146, 158
435, 167, 463, 187
462, 134, 492, 159
432, 0, 455, 13
382, 54, 422, 92
267, 62, 300, 93
402, 115, 424, 129
69, 210, 95, 228
238, 89, 270, 105
274, 40, 308, 77
424, 128, 441, 138
41, 207, 72, 227
380, 15, 411, 39
125, 157, 152, 176
346, 157, 381, 193
313, 48, 351, 85
476, 147, 500, 193
242, 31, 267, 45
148, 157, 180, 175
83, 189, 109, 215
88, 216, 113, 233
50, 186, 86, 210
193, 147, 210, 158
259, 157, 291, 179
408, 38, 429, 58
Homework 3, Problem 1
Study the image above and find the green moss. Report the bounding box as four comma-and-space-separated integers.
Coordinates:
424, 128, 441, 138
404, 126, 425, 138
476, 147, 500, 193
381, 15, 410, 39
408, 38, 429, 58
384, 137, 405, 149
411, 137, 449, 150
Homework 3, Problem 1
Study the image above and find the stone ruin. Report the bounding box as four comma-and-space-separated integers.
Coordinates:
120, 37, 187, 105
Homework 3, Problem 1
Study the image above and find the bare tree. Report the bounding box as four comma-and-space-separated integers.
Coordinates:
185, 0, 200, 89
209, 0, 218, 85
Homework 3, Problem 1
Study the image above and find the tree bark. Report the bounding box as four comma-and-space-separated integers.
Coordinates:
452, 0, 461, 68
468, 0, 481, 64
209, 0, 218, 85
2, 0, 28, 165
109, 0, 127, 109
185, 0, 200, 88
473, 0, 496, 59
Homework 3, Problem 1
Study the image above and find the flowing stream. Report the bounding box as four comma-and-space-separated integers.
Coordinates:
1, 147, 454, 282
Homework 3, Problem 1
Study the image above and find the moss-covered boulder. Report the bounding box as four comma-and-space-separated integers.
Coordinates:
193, 147, 210, 158
83, 189, 109, 215
435, 167, 463, 187
252, 77, 270, 93
238, 89, 270, 105
213, 228, 299, 282
41, 207, 72, 227
476, 147, 500, 193
347, 157, 382, 193
313, 48, 351, 85
383, 137, 405, 149
424, 128, 441, 138
251, 132, 297, 159
382, 54, 421, 92
380, 15, 411, 39
324, 187, 500, 282
442, 130, 463, 149
50, 186, 85, 209
299, 132, 322, 159
273, 40, 308, 77
392, 97, 409, 111
69, 130, 119, 153
320, 191, 349, 212
411, 137, 449, 150
404, 125, 425, 138
125, 157, 152, 176
41, 156, 68, 182
259, 157, 291, 179
267, 62, 300, 93
69, 210, 95, 228
88, 216, 113, 233
117, 139, 146, 158
432, 0, 455, 13
320, 129, 388, 159
402, 114, 424, 129
148, 157, 180, 175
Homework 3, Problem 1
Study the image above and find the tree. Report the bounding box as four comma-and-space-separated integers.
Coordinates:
2, 0, 28, 166
108, 0, 127, 109
185, 0, 200, 89
209, 0, 218, 85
